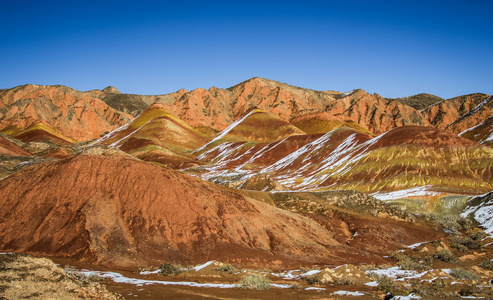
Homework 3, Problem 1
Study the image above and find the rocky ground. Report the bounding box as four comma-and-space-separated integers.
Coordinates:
0, 254, 122, 299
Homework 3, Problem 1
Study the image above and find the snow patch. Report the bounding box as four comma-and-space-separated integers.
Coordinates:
194, 260, 216, 271
465, 95, 493, 117
16, 161, 31, 167
367, 266, 418, 279
332, 290, 365, 296
371, 185, 442, 201
301, 270, 321, 276
393, 293, 421, 300
397, 241, 430, 253
139, 269, 161, 275
90, 122, 130, 146
77, 269, 238, 288
364, 281, 379, 287
271, 269, 301, 280
485, 131, 493, 142
461, 192, 493, 236
341, 90, 355, 97
459, 122, 483, 136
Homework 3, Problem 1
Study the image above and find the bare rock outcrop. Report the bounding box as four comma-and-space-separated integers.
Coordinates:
0, 84, 132, 141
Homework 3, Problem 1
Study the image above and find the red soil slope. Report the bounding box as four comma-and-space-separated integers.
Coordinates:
369, 125, 481, 149
0, 155, 349, 268
0, 135, 31, 156
0, 155, 442, 270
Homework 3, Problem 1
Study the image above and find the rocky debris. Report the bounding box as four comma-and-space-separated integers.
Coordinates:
238, 174, 288, 191
0, 253, 122, 299
270, 190, 416, 222
24, 140, 61, 156
209, 173, 288, 192
305, 264, 370, 284
207, 171, 250, 188
0, 155, 56, 179
325, 191, 417, 222
75, 145, 137, 158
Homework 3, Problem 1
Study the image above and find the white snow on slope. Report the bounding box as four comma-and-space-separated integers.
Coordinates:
194, 260, 216, 271
281, 132, 383, 190
396, 241, 431, 253
89, 118, 155, 148
460, 122, 483, 136
371, 185, 443, 201
461, 191, 493, 236
259, 131, 334, 175
459, 116, 493, 144
196, 110, 256, 152
465, 95, 493, 117
259, 130, 377, 190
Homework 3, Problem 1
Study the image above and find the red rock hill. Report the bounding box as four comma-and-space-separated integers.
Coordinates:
0, 155, 441, 269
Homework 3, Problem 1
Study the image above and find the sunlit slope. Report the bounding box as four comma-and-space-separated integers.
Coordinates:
195, 108, 306, 154
421, 93, 492, 134
96, 103, 209, 168
1, 122, 76, 145
189, 127, 372, 184
192, 134, 325, 180
291, 112, 372, 135
0, 84, 131, 141
262, 126, 493, 197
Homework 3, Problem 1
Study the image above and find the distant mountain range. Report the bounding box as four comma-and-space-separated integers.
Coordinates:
1, 77, 491, 142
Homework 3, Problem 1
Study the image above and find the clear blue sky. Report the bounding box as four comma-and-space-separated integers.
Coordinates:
1, 0, 491, 98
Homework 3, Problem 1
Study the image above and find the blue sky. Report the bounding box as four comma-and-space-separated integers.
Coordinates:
1, 0, 491, 98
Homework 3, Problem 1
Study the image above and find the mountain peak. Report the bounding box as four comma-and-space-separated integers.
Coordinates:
102, 86, 121, 94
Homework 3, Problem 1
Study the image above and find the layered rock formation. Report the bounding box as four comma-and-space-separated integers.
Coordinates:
0, 134, 31, 156
194, 125, 493, 198
421, 93, 493, 134
1, 79, 490, 146
0, 84, 132, 141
